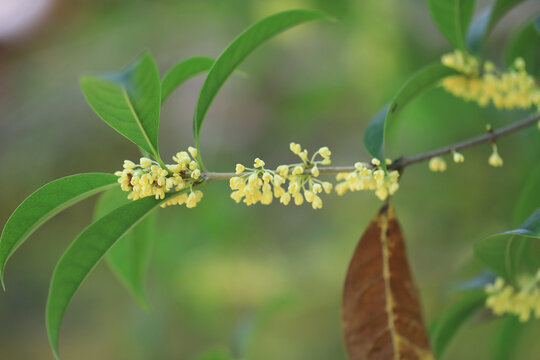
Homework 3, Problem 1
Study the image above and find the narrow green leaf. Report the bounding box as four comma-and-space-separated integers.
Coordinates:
429, 289, 487, 358
80, 52, 162, 160
514, 164, 540, 226
475, 208, 540, 283
491, 315, 525, 360
427, 0, 476, 50
46, 195, 166, 359
467, 0, 526, 52
505, 14, 540, 77
0, 173, 117, 288
193, 9, 331, 149
94, 187, 156, 309
161, 56, 214, 104
363, 64, 458, 166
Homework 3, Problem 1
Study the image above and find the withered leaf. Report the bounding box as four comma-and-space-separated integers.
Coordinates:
342, 204, 434, 360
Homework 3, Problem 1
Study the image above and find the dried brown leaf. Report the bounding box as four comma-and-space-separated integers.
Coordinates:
342, 204, 434, 360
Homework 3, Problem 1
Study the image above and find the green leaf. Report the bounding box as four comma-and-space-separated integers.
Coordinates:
363, 64, 458, 166
363, 104, 390, 166
193, 9, 331, 149
80, 52, 163, 161
429, 289, 487, 358
475, 208, 540, 283
46, 195, 166, 359
161, 56, 215, 104
94, 187, 156, 309
427, 0, 476, 50
467, 0, 526, 52
505, 14, 540, 77
514, 164, 540, 226
0, 173, 117, 288
491, 315, 525, 360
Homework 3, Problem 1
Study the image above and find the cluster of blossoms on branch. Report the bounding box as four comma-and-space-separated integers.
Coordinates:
334, 159, 400, 201
485, 272, 540, 323
115, 147, 204, 208
440, 50, 540, 111
229, 143, 333, 209
426, 50, 540, 173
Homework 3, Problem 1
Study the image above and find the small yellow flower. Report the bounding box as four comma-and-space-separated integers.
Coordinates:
230, 177, 245, 190
488, 145, 503, 167
452, 151, 465, 163
140, 157, 153, 168
276, 165, 289, 177
373, 169, 385, 180
299, 149, 308, 162
123, 160, 136, 169
254, 158, 265, 168
311, 165, 320, 177
188, 146, 198, 158
289, 142, 301, 155
262, 172, 273, 183
429, 157, 447, 172
371, 158, 381, 166
304, 190, 314, 203
312, 195, 323, 209
191, 169, 201, 179
292, 165, 303, 175
319, 146, 331, 158
189, 161, 198, 171
235, 164, 245, 174
322, 182, 333, 194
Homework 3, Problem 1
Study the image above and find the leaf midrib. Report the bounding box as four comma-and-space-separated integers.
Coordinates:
0, 183, 117, 284
121, 86, 159, 159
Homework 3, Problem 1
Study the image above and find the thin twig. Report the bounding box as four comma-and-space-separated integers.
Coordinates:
201, 113, 540, 181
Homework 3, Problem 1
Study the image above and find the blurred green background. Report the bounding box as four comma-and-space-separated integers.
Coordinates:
1, 0, 540, 359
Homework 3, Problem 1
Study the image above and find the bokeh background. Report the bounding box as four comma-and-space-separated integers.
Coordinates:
1, 0, 540, 359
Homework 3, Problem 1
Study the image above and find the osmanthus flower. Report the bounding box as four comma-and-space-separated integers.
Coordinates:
335, 158, 400, 201
115, 146, 204, 208
441, 50, 540, 111
452, 151, 465, 163
428, 157, 447, 172
229, 143, 333, 209
488, 144, 504, 167
485, 271, 540, 323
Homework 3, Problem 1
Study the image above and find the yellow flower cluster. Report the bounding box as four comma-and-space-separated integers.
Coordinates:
115, 147, 204, 208
486, 272, 540, 322
441, 50, 540, 111
335, 159, 399, 201
229, 143, 333, 209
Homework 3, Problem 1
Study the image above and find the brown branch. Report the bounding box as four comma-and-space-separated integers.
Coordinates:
202, 113, 540, 181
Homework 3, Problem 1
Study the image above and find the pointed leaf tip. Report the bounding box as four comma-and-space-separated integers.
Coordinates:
342, 205, 434, 359
80, 52, 162, 159
193, 9, 331, 148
